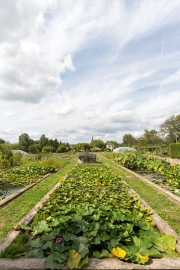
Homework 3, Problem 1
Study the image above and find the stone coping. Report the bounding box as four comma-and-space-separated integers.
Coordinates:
1, 257, 180, 270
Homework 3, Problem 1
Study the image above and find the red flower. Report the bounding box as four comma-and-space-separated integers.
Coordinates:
55, 237, 63, 243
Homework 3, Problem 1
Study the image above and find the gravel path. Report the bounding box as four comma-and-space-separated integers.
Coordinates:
156, 156, 180, 165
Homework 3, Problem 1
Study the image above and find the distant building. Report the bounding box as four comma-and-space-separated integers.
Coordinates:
106, 142, 115, 151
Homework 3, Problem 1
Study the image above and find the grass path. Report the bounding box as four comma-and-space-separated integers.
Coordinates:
98, 154, 180, 235
0, 159, 77, 240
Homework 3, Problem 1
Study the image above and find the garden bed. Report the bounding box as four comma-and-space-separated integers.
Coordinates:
0, 164, 180, 270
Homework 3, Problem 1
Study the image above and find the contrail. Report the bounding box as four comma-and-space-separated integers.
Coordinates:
157, 34, 166, 72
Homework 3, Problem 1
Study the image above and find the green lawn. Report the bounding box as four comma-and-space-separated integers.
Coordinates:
98, 154, 180, 235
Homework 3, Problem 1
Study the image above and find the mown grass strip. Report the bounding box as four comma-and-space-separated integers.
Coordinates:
0, 159, 77, 240
98, 154, 180, 235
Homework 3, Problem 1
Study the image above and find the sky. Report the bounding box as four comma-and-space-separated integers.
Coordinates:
0, 0, 180, 144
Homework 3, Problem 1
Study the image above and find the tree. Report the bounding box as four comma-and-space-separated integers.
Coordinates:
0, 138, 5, 144
39, 134, 49, 150
143, 129, 163, 145
75, 143, 90, 152
160, 115, 180, 143
90, 140, 105, 150
19, 133, 31, 152
28, 144, 41, 154
48, 138, 59, 151
56, 145, 67, 153
122, 134, 136, 146
42, 146, 54, 153
136, 129, 163, 146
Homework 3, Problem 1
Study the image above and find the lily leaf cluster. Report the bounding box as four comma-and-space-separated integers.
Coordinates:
0, 166, 56, 188
113, 153, 180, 195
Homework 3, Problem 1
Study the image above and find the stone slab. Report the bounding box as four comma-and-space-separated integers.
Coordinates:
1, 257, 180, 270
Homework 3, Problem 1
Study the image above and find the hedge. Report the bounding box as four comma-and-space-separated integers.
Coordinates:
169, 143, 180, 158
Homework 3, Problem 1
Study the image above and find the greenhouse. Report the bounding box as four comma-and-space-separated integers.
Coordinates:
113, 147, 137, 153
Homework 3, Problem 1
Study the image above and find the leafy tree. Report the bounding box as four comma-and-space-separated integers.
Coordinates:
28, 144, 41, 154
0, 138, 5, 144
56, 145, 67, 153
122, 134, 136, 146
90, 140, 105, 149
42, 146, 54, 153
75, 143, 90, 151
2, 143, 19, 150
18, 133, 31, 152
48, 138, 59, 151
160, 114, 180, 143
39, 134, 49, 150
143, 129, 163, 145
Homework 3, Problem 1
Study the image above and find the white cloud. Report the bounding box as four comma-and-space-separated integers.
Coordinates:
55, 105, 74, 115
108, 110, 136, 123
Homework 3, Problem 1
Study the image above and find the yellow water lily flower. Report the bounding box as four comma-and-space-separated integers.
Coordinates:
112, 247, 126, 258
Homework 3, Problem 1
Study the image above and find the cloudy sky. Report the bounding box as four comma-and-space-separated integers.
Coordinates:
0, 0, 180, 144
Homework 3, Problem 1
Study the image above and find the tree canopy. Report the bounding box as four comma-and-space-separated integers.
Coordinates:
160, 114, 180, 143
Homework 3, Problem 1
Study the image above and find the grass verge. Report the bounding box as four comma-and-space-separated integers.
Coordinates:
98, 154, 180, 235
0, 159, 77, 240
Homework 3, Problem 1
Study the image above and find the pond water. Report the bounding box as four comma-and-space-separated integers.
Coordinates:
0, 182, 21, 200
137, 171, 180, 197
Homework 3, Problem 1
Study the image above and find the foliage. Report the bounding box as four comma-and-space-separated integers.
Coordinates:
90, 139, 105, 150
0, 138, 5, 144
0, 165, 56, 187
40, 135, 49, 150
13, 152, 23, 166
142, 129, 163, 145
28, 144, 41, 154
75, 143, 90, 152
160, 114, 180, 143
122, 134, 136, 146
169, 143, 180, 158
0, 160, 77, 241
42, 146, 54, 153
19, 133, 32, 152
17, 165, 178, 269
113, 153, 180, 196
56, 145, 67, 153
0, 146, 13, 168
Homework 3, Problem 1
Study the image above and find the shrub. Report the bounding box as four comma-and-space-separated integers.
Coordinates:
0, 146, 13, 168
169, 143, 180, 158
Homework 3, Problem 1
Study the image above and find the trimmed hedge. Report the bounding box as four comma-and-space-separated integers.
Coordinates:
169, 143, 180, 158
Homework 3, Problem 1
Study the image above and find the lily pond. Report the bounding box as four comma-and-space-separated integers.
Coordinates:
0, 165, 56, 200
137, 171, 180, 197
3, 164, 179, 270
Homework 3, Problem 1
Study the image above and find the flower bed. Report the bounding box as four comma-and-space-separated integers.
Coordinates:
5, 165, 179, 270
